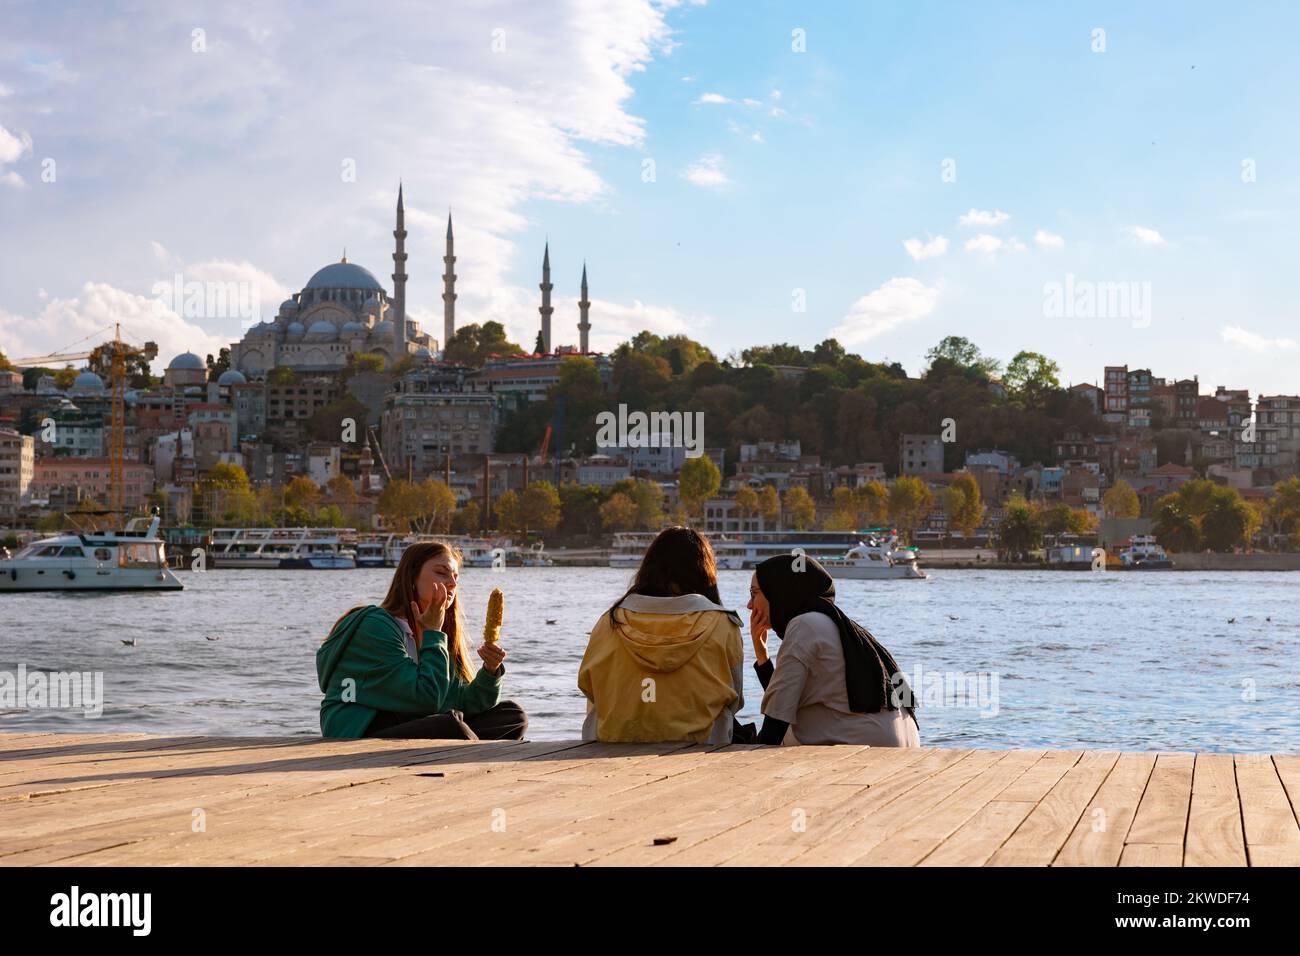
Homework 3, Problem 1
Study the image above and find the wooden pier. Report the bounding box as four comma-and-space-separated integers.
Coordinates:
1, 733, 1297, 866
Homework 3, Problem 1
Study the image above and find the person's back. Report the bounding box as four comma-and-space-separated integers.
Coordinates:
580, 593, 742, 743
577, 526, 744, 744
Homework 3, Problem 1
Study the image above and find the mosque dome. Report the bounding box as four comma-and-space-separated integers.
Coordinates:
372, 319, 394, 335
279, 298, 299, 312
73, 370, 104, 390
286, 322, 305, 337
341, 320, 367, 334
303, 261, 384, 293
363, 295, 382, 311
168, 351, 205, 371
415, 346, 432, 359
306, 320, 338, 338
217, 369, 247, 385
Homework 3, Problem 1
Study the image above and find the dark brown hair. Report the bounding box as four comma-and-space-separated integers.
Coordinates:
380, 540, 473, 681
608, 526, 722, 630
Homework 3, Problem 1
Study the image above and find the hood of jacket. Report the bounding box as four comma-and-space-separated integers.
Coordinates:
607, 593, 743, 674
316, 605, 388, 692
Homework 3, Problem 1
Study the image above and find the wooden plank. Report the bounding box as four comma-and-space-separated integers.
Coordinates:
1125, 752, 1193, 846
1053, 751, 1156, 867
1184, 753, 1246, 867
919, 750, 1082, 866
987, 751, 1119, 866
1119, 843, 1182, 866
1235, 753, 1300, 865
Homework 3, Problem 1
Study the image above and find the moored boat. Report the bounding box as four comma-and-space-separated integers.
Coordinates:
0, 515, 184, 592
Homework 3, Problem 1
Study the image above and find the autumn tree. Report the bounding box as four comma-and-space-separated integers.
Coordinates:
942, 472, 984, 541
1102, 479, 1141, 518
783, 486, 816, 530
520, 481, 562, 533
600, 492, 637, 531
679, 455, 721, 520
887, 476, 934, 542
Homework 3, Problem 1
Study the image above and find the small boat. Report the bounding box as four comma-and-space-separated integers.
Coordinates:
821, 531, 928, 580
1116, 535, 1173, 570
0, 515, 184, 592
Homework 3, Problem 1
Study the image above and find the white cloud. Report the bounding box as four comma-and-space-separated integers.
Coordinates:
1035, 229, 1064, 249
695, 92, 731, 105
741, 97, 762, 108
681, 153, 729, 188
0, 124, 33, 164
1008, 237, 1027, 252
959, 208, 1010, 227
902, 235, 948, 260
0, 0, 684, 360
0, 84, 12, 98
771, 89, 782, 100
0, 171, 26, 190
0, 283, 229, 373
964, 234, 1003, 254
1128, 225, 1167, 246
1220, 325, 1298, 352
680, 75, 695, 83
751, 132, 763, 143
830, 278, 942, 346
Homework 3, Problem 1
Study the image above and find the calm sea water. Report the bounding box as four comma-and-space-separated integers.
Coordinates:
2, 568, 1297, 752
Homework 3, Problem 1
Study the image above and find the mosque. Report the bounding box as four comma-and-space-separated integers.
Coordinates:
229, 186, 434, 376
226, 185, 595, 378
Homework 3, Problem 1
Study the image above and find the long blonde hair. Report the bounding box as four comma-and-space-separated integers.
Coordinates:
330, 540, 474, 682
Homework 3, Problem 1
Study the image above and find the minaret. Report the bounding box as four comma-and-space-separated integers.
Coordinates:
392, 184, 408, 361
538, 241, 553, 353
442, 211, 457, 350
578, 261, 591, 354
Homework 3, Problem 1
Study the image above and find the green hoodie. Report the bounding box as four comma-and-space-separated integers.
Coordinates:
316, 605, 503, 739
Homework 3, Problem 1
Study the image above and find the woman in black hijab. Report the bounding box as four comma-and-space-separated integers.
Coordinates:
744, 553, 919, 746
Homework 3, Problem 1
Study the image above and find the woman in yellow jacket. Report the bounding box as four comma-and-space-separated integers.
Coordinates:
578, 527, 744, 744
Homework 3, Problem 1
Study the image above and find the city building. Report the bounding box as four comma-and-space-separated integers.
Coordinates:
0, 428, 35, 521
32, 458, 153, 510
899, 434, 944, 476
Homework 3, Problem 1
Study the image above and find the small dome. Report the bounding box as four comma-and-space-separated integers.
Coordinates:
168, 351, 205, 371
373, 319, 394, 335
415, 346, 432, 358
73, 371, 104, 389
341, 320, 367, 334
279, 298, 298, 311
217, 369, 247, 385
307, 320, 338, 337
363, 295, 381, 309
303, 261, 384, 293
286, 322, 306, 337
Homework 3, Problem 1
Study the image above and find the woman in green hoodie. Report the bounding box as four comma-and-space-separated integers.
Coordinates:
316, 541, 527, 740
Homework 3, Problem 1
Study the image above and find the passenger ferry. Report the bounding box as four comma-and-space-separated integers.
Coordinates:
208, 528, 357, 570
608, 529, 925, 577
0, 515, 184, 592
1116, 534, 1173, 570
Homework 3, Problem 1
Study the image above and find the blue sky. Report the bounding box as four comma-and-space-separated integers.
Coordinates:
1, 0, 1297, 394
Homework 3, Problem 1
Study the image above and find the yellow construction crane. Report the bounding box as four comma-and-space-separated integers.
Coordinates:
14, 323, 158, 516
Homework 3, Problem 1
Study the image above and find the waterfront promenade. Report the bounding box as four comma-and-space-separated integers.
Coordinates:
1, 733, 1297, 866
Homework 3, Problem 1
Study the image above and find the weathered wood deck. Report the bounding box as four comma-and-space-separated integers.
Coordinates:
1, 733, 1297, 866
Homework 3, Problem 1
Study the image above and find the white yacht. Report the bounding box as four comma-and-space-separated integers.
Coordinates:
208, 528, 357, 569
821, 531, 928, 580
0, 515, 184, 592
1117, 534, 1173, 570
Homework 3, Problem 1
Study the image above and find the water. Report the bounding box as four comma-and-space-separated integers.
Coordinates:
1, 568, 1298, 752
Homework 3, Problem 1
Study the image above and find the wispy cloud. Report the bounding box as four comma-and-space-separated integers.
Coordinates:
831, 278, 942, 345
964, 234, 1003, 254
1221, 325, 1297, 352
681, 153, 729, 188
959, 208, 1010, 227
0, 124, 33, 164
695, 92, 731, 105
1035, 229, 1065, 249
902, 235, 948, 260
1128, 225, 1167, 246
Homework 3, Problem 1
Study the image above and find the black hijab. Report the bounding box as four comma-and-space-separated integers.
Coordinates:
755, 553, 917, 726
